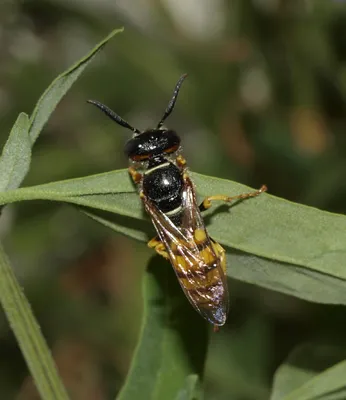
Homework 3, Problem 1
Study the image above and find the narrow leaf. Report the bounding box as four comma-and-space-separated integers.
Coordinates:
0, 243, 69, 399
271, 343, 346, 400
117, 258, 207, 400
28, 27, 124, 143
2, 171, 346, 305
0, 169, 133, 203
0, 28, 123, 193
175, 375, 200, 400
0, 113, 30, 191
82, 209, 150, 242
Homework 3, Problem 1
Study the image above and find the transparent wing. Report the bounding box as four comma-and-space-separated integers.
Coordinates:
143, 176, 229, 326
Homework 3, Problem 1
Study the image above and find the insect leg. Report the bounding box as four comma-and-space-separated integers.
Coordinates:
147, 236, 161, 248
176, 155, 187, 169
129, 166, 142, 184
199, 185, 267, 212
148, 236, 170, 260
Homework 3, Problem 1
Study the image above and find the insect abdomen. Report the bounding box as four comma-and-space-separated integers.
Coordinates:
172, 230, 227, 325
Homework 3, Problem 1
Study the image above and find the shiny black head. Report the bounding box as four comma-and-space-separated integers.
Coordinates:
124, 129, 180, 161
87, 74, 187, 161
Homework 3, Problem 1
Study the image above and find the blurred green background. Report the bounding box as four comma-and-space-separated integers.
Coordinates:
1, 0, 346, 399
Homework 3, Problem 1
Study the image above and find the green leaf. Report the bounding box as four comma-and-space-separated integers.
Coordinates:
82, 209, 150, 242
175, 375, 200, 400
2, 170, 346, 305
117, 258, 207, 400
0, 28, 125, 399
0, 169, 134, 206
205, 314, 270, 400
0, 28, 123, 194
0, 113, 31, 191
271, 343, 346, 400
0, 244, 69, 400
28, 27, 124, 144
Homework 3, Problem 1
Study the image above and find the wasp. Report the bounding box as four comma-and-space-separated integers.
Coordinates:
88, 75, 267, 328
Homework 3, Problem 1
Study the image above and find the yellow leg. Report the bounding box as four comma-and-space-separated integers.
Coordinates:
176, 155, 187, 169
200, 185, 267, 211
129, 166, 142, 184
148, 236, 160, 248
148, 236, 170, 260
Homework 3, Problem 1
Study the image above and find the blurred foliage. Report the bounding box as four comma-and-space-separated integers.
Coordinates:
1, 0, 346, 399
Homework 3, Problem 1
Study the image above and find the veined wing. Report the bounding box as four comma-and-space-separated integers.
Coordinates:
143, 176, 229, 326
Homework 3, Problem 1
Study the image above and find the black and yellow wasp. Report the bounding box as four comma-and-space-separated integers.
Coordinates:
88, 75, 266, 328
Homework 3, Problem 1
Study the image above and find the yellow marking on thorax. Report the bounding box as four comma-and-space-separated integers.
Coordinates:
144, 162, 170, 175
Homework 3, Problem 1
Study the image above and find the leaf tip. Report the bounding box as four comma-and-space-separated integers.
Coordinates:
101, 27, 125, 46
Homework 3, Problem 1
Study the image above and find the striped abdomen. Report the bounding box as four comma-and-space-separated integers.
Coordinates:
170, 228, 228, 325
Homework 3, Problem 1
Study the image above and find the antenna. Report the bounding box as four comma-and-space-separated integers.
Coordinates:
87, 100, 141, 134
157, 74, 188, 128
